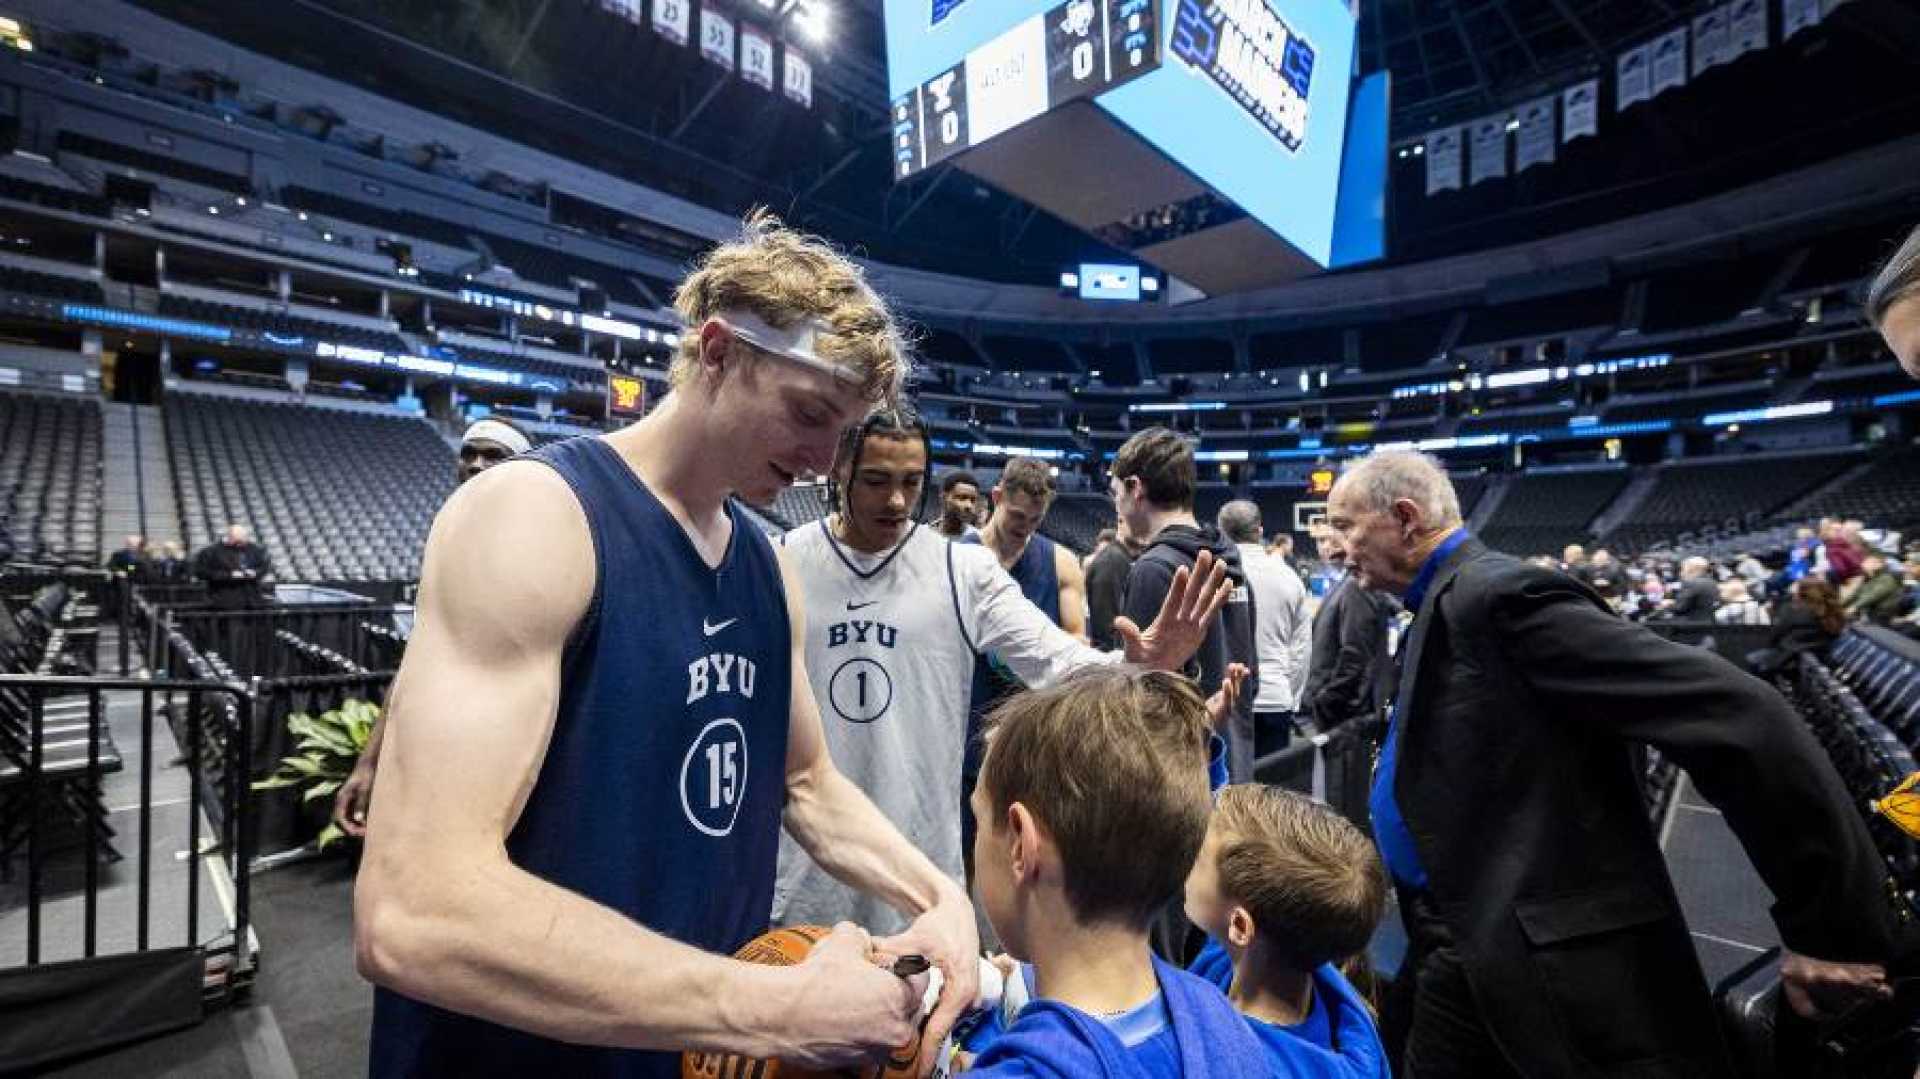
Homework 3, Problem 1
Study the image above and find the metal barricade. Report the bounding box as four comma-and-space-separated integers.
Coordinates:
0, 675, 255, 1072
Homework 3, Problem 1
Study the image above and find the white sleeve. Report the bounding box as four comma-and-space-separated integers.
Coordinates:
955, 544, 1118, 688
1284, 570, 1313, 711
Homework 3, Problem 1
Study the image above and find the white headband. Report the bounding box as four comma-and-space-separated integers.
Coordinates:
463, 418, 533, 455
713, 309, 869, 391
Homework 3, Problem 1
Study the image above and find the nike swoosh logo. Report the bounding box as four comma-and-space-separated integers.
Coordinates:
702, 617, 739, 637
846, 600, 878, 611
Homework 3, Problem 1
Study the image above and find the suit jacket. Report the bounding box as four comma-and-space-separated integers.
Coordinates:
1664, 575, 1719, 620
1392, 539, 1914, 1078
1302, 575, 1393, 731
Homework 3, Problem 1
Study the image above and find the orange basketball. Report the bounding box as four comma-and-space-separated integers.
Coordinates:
681, 925, 927, 1079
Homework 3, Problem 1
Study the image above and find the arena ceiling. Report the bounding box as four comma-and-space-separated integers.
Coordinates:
126, 0, 1920, 288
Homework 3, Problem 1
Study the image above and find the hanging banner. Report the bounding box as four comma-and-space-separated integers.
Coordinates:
1425, 126, 1462, 195
701, 9, 736, 70
652, 0, 690, 45
1783, 0, 1822, 39
784, 49, 814, 108
1728, 0, 1768, 57
740, 25, 775, 90
1616, 44, 1652, 110
1469, 115, 1508, 186
1691, 6, 1730, 76
1515, 97, 1555, 171
1562, 80, 1598, 142
601, 0, 642, 22
1650, 28, 1688, 97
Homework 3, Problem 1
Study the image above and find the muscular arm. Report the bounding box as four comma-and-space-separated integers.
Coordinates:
1495, 571, 1914, 966
1053, 545, 1087, 641
353, 463, 877, 1057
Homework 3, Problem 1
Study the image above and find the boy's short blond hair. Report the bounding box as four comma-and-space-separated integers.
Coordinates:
1212, 785, 1388, 971
980, 667, 1213, 927
670, 209, 910, 404
997, 457, 1056, 502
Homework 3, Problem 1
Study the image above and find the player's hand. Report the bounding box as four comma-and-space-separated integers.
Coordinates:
332, 757, 376, 837
769, 922, 924, 1069
1205, 663, 1249, 733
1114, 549, 1232, 672
875, 883, 982, 1077
1779, 948, 1892, 1020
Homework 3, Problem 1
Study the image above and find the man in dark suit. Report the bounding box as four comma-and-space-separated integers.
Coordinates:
1662, 556, 1721, 621
1302, 522, 1395, 735
1326, 449, 1908, 1079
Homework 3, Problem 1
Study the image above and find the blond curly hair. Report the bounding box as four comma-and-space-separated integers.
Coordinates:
670, 209, 911, 405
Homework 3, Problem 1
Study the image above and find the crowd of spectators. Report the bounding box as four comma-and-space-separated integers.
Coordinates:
1515, 519, 1920, 675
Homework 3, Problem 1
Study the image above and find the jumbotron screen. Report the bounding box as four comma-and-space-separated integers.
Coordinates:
886, 0, 1366, 269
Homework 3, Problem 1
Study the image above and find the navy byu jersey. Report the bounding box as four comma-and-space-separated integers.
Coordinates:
371, 436, 791, 1079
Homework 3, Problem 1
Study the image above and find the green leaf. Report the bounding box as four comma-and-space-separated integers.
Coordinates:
251, 775, 303, 791
303, 779, 344, 801
315, 823, 345, 850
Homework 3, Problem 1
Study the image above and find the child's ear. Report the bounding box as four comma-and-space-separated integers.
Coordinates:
1007, 802, 1038, 881
1227, 906, 1256, 949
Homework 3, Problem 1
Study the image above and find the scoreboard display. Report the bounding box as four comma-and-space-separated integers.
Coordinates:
894, 0, 1160, 180
884, 0, 1372, 273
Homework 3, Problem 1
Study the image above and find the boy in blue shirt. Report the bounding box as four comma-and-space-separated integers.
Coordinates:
963, 666, 1268, 1079
1183, 785, 1391, 1078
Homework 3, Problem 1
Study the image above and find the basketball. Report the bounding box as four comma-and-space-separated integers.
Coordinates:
681, 926, 927, 1079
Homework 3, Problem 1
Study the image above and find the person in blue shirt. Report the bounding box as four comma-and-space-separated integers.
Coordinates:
1182, 784, 1390, 1078
962, 666, 1267, 1079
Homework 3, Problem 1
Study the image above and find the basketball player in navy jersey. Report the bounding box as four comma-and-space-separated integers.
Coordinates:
775, 417, 1231, 937
956, 457, 1084, 878
355, 214, 1008, 1078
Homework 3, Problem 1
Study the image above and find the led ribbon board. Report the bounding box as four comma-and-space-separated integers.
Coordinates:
1168, 0, 1315, 152
893, 0, 1161, 179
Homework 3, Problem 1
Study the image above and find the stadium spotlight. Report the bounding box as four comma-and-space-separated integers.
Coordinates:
785, 0, 830, 43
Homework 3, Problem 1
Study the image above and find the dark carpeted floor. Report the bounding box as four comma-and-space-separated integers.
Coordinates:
40, 852, 368, 1079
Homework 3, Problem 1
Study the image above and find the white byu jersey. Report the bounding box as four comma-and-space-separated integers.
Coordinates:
773, 521, 1111, 933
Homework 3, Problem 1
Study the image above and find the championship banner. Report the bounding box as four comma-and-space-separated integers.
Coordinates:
1562, 80, 1598, 142
1729, 0, 1768, 57
652, 0, 690, 45
1515, 97, 1555, 171
1650, 28, 1687, 97
740, 25, 775, 90
784, 49, 814, 107
1425, 126, 1462, 195
1691, 6, 1729, 77
1783, 0, 1821, 39
1468, 115, 1508, 186
1616, 44, 1651, 110
701, 9, 736, 70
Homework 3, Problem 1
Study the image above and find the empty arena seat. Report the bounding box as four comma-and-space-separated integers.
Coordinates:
0, 265, 105, 304
1605, 452, 1859, 555
1479, 468, 1628, 558
157, 295, 407, 355
0, 389, 102, 565
164, 394, 454, 582
1036, 493, 1115, 556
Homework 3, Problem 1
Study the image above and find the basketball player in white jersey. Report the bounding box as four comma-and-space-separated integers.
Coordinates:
774, 410, 1231, 935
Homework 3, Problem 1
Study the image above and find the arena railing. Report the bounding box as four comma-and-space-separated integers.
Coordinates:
0, 674, 256, 1074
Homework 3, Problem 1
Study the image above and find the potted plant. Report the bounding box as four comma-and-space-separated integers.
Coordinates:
252, 698, 378, 850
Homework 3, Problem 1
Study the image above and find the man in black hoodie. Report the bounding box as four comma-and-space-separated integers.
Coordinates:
1110, 427, 1260, 780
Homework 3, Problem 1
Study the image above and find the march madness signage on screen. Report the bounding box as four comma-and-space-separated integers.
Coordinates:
1169, 0, 1315, 152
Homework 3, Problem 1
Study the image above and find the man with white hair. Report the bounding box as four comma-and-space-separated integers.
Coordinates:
1325, 449, 1910, 1078
1662, 555, 1719, 621
1869, 223, 1920, 379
